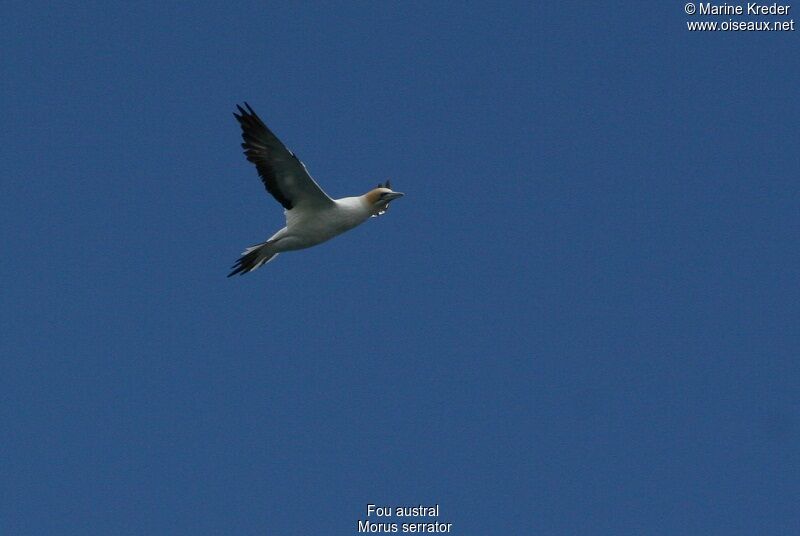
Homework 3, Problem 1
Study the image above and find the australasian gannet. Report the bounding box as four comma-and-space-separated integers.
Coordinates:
227, 103, 404, 277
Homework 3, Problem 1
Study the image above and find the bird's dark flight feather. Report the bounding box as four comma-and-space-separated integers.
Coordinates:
233, 103, 295, 210
227, 247, 262, 277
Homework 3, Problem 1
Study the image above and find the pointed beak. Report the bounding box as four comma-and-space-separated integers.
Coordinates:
384, 192, 405, 202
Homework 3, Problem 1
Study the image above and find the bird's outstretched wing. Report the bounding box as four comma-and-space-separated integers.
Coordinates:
234, 103, 334, 210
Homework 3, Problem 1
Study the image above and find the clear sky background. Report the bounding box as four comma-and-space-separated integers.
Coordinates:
1, 2, 798, 534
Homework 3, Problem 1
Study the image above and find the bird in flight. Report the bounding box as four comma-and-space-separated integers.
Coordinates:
227, 103, 404, 277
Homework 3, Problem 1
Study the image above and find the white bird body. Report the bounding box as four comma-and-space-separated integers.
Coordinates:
268, 197, 372, 252
228, 103, 403, 276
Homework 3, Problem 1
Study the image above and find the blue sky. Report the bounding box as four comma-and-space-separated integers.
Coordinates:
1, 2, 798, 534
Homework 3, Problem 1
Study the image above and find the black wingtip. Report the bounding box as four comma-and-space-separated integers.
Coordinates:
227, 263, 246, 278
227, 258, 248, 277
227, 256, 245, 278
234, 102, 254, 115
227, 247, 263, 277
234, 102, 266, 128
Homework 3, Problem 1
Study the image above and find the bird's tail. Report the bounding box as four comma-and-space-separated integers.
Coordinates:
227, 240, 279, 277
